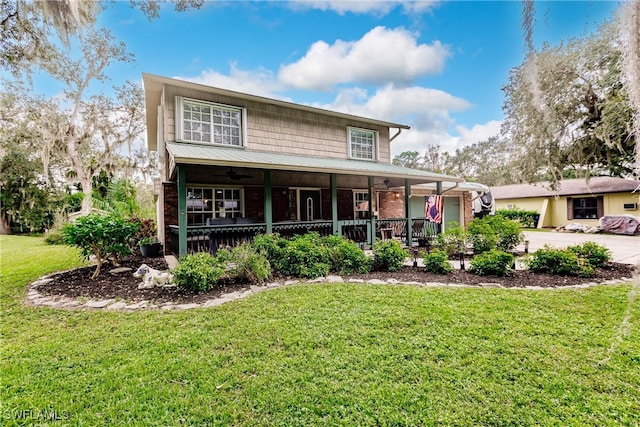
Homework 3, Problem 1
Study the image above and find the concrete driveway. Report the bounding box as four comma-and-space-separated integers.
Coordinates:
521, 231, 640, 265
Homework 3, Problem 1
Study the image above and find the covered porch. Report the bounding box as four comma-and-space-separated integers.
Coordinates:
161, 143, 462, 256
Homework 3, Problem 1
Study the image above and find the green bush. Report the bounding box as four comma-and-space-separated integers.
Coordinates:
173, 252, 226, 292
325, 236, 372, 275
497, 208, 539, 228
422, 249, 453, 274
433, 224, 467, 257
44, 229, 66, 245
62, 213, 139, 278
466, 216, 523, 254
373, 239, 408, 272
466, 220, 498, 254
223, 243, 272, 284
469, 250, 515, 277
282, 232, 331, 278
526, 245, 594, 277
251, 233, 287, 272
567, 241, 611, 268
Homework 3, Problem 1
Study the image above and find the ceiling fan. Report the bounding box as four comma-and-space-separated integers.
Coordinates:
213, 169, 254, 181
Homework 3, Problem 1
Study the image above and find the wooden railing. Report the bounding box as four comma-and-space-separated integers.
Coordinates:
169, 218, 440, 255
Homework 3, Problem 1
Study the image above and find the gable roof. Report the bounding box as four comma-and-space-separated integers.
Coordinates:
142, 73, 410, 151
491, 177, 639, 200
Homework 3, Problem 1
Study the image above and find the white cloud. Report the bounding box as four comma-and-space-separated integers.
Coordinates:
279, 26, 449, 91
286, 1, 438, 16
390, 120, 503, 157
174, 63, 287, 100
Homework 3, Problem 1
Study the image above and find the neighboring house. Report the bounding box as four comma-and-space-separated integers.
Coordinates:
491, 177, 639, 228
142, 74, 462, 256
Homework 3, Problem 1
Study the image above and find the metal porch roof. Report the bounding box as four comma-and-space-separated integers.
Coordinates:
166, 142, 462, 185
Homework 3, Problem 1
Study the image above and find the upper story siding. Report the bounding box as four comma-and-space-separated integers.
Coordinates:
160, 85, 393, 163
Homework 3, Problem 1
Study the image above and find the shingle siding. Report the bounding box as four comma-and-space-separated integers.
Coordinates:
163, 86, 391, 163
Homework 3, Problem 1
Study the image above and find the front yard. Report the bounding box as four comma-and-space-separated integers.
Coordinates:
1, 236, 639, 425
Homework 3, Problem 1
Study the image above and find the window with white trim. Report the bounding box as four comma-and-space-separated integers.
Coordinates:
186, 187, 243, 225
353, 191, 370, 219
177, 97, 244, 146
348, 127, 377, 160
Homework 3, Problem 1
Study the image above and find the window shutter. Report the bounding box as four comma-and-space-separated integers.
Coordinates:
596, 196, 604, 218
567, 197, 573, 220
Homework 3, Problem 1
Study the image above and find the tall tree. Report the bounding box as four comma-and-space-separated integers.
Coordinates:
444, 136, 521, 186
1, 0, 203, 76
503, 20, 636, 187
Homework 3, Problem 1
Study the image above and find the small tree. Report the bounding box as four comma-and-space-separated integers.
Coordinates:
62, 213, 139, 278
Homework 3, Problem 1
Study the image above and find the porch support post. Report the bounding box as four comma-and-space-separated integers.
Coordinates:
405, 179, 412, 247
436, 181, 442, 234
331, 173, 338, 235
177, 164, 187, 257
368, 176, 375, 247
264, 170, 273, 234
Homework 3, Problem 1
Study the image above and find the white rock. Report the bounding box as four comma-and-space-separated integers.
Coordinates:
85, 299, 115, 308
175, 303, 201, 310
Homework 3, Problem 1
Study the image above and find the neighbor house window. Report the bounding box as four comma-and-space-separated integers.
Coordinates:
567, 196, 603, 220
354, 191, 370, 219
177, 97, 244, 146
186, 187, 243, 225
348, 127, 377, 160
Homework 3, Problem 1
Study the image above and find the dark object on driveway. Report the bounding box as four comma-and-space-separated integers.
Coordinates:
599, 215, 640, 235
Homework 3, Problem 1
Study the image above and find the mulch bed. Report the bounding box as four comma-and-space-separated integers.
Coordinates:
34, 255, 637, 305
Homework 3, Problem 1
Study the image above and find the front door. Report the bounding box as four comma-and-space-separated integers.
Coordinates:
300, 190, 321, 221
443, 196, 461, 231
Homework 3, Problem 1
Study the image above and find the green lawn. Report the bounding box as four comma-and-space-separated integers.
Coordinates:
1, 236, 639, 426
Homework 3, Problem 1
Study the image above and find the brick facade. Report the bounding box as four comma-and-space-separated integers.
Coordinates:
163, 182, 178, 252
378, 191, 404, 218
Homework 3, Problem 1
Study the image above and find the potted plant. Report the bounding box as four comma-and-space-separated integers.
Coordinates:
138, 236, 162, 257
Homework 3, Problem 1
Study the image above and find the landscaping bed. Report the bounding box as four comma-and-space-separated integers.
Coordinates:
34, 254, 636, 305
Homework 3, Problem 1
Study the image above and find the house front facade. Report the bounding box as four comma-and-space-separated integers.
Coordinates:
491, 177, 639, 228
143, 74, 462, 256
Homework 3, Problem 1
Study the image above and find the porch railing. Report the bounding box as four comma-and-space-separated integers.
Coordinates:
169, 218, 440, 255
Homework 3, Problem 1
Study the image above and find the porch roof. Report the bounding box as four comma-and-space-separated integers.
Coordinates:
166, 142, 462, 185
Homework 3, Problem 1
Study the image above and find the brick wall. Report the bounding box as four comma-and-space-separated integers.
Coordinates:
378, 191, 404, 218
462, 191, 474, 227
244, 187, 264, 220
163, 182, 178, 253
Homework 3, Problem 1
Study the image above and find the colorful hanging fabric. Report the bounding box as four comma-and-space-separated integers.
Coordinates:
425, 195, 443, 223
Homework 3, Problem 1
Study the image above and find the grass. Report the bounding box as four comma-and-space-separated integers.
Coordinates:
1, 235, 639, 425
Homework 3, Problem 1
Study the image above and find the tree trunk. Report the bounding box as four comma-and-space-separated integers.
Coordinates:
0, 214, 12, 235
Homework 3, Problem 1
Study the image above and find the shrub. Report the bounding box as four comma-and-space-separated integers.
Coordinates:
44, 229, 66, 245
469, 250, 515, 277
466, 216, 523, 254
422, 249, 453, 274
497, 208, 539, 228
173, 252, 226, 292
325, 236, 372, 275
62, 213, 139, 278
567, 241, 611, 268
466, 219, 498, 254
373, 239, 408, 272
251, 233, 287, 272
433, 224, 467, 257
224, 243, 272, 284
282, 232, 331, 278
526, 245, 594, 277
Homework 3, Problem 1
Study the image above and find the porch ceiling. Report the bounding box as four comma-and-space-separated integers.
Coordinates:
166, 142, 462, 185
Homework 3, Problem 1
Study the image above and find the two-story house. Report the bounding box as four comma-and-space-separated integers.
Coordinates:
142, 73, 463, 256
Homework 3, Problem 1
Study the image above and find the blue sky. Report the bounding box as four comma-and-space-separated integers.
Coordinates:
88, 1, 620, 156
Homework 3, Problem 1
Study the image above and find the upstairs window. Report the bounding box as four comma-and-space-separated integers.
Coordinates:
348, 127, 377, 160
177, 97, 244, 146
